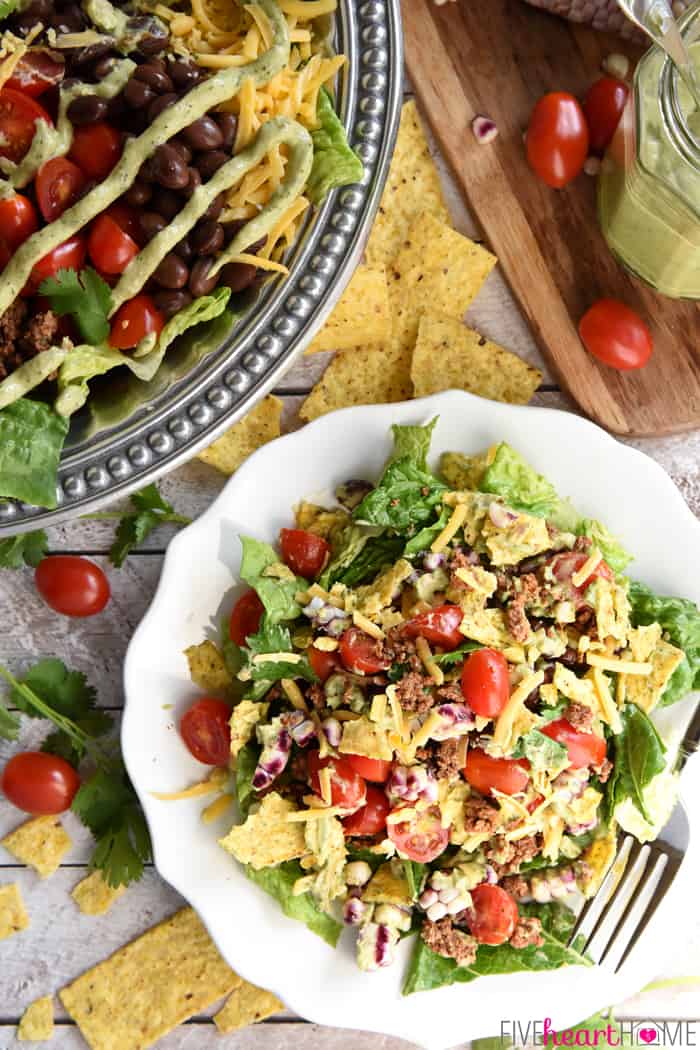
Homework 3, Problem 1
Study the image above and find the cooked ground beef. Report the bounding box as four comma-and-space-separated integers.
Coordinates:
435, 681, 463, 704
448, 548, 482, 592
0, 304, 63, 380
563, 701, 594, 732
509, 916, 544, 949
507, 600, 532, 643
380, 627, 423, 673
575, 607, 596, 635
594, 757, 613, 784
485, 834, 541, 876
421, 917, 478, 965
24, 310, 60, 354
434, 739, 462, 781
395, 670, 434, 714
463, 796, 501, 835
500, 874, 530, 901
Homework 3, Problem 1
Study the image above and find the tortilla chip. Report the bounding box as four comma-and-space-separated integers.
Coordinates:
0, 883, 29, 941
362, 862, 411, 906
214, 981, 283, 1033
305, 266, 391, 354
338, 716, 393, 762
1, 815, 71, 878
366, 100, 451, 268
229, 699, 268, 759
411, 313, 541, 403
72, 870, 126, 916
219, 792, 307, 869
60, 907, 239, 1050
300, 341, 412, 421
197, 395, 282, 475
185, 639, 231, 694
18, 996, 54, 1042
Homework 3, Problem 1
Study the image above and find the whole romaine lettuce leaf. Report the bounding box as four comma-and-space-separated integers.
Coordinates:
608, 703, 666, 822
0, 398, 68, 507
628, 581, 700, 706
239, 536, 305, 623
577, 518, 631, 574
244, 859, 342, 947
306, 88, 364, 205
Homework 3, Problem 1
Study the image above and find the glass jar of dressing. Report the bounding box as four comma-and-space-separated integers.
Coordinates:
598, 2, 700, 299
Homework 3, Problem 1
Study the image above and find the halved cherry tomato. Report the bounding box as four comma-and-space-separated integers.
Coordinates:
88, 214, 139, 275
36, 158, 86, 223
1, 751, 80, 815
229, 589, 264, 646
279, 528, 329, 579
339, 626, 390, 675
343, 754, 391, 783
6, 51, 64, 97
461, 648, 509, 718
69, 122, 122, 179
403, 603, 463, 650
387, 803, 450, 863
106, 202, 142, 244
180, 698, 231, 765
28, 233, 86, 294
0, 193, 38, 251
342, 784, 390, 835
547, 551, 613, 607
583, 77, 629, 155
308, 644, 341, 682
541, 718, 607, 769
35, 555, 110, 617
464, 748, 530, 797
0, 88, 52, 163
109, 293, 164, 350
307, 751, 366, 811
526, 91, 589, 188
579, 298, 653, 371
466, 884, 519, 946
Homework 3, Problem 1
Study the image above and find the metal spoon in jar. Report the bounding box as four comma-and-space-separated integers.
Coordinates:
616, 0, 700, 108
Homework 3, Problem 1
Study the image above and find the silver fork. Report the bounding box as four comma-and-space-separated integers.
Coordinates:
569, 703, 700, 971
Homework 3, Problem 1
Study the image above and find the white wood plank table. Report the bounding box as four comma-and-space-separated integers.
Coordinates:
1, 86, 699, 1048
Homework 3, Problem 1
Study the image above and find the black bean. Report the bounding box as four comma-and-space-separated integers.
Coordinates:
141, 57, 168, 75
154, 252, 189, 290
169, 139, 192, 165
126, 15, 169, 56
50, 6, 85, 32
23, 0, 51, 17
106, 95, 127, 122
67, 95, 108, 126
65, 41, 113, 68
189, 257, 219, 297
248, 235, 266, 255
139, 211, 167, 240
134, 64, 173, 94
124, 178, 152, 207
150, 188, 181, 221
221, 218, 246, 243
151, 144, 189, 190
203, 192, 225, 222
219, 261, 257, 293
147, 93, 177, 122
190, 219, 224, 257
213, 112, 237, 150
195, 150, 228, 180
174, 236, 193, 262
152, 289, 192, 318
181, 167, 201, 199
181, 116, 223, 151
168, 59, 200, 90
124, 77, 155, 109
92, 55, 118, 79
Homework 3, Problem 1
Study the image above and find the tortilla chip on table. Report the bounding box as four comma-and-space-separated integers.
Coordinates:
0, 882, 29, 941
304, 265, 391, 354
1, 815, 72, 877
197, 395, 282, 475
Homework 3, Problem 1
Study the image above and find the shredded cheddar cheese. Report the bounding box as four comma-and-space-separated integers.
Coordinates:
586, 653, 652, 675
431, 503, 468, 553
352, 610, 385, 641
386, 685, 408, 742
492, 670, 544, 751
591, 667, 623, 735
201, 793, 234, 823
281, 678, 308, 712
318, 767, 332, 805
415, 636, 444, 686
571, 548, 603, 588
370, 693, 387, 723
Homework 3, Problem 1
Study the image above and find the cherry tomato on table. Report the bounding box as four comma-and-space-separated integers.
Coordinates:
35, 555, 110, 617
36, 158, 86, 223
542, 719, 607, 769
279, 528, 329, 579
579, 298, 653, 371
308, 751, 367, 811
387, 803, 449, 863
339, 626, 390, 675
526, 91, 589, 188
307, 644, 341, 682
109, 294, 164, 350
466, 884, 519, 946
229, 588, 264, 646
343, 754, 391, 783
2, 752, 80, 814
583, 77, 629, 155
403, 603, 463, 650
88, 214, 139, 275
180, 698, 231, 765
6, 51, 64, 97
461, 648, 509, 718
0, 88, 52, 164
27, 233, 86, 294
0, 193, 38, 252
69, 121, 121, 180
342, 784, 390, 836
464, 748, 530, 797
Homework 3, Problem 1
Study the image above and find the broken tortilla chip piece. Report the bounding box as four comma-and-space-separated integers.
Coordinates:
197, 395, 282, 475
0, 883, 29, 941
60, 907, 239, 1050
219, 792, 307, 869
214, 981, 283, 1033
366, 100, 451, 268
305, 265, 391, 354
72, 870, 126, 916
411, 313, 542, 404
18, 996, 54, 1042
300, 342, 412, 422
185, 639, 232, 695
1, 815, 71, 878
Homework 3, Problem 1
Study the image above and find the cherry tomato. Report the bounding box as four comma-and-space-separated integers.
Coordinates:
88, 214, 139, 275
526, 91, 589, 188
180, 697, 231, 765
0, 88, 52, 163
461, 648, 509, 718
279, 528, 330, 579
0, 194, 38, 252
466, 884, 519, 946
6, 51, 64, 97
547, 551, 613, 608
583, 77, 629, 155
541, 719, 607, 769
35, 555, 110, 617
578, 298, 653, 371
36, 158, 86, 223
464, 748, 530, 797
343, 754, 392, 783
106, 202, 142, 244
229, 589, 264, 646
308, 644, 341, 682
403, 604, 463, 650
28, 233, 86, 294
69, 122, 122, 180
307, 751, 367, 811
387, 803, 450, 863
109, 294, 164, 350
342, 784, 390, 835
1, 751, 80, 815
339, 626, 390, 675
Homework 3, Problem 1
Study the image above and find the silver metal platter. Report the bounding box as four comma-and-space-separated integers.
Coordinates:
0, 0, 403, 535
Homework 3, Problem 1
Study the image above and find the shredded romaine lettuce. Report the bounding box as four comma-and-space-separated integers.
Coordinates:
306, 88, 364, 205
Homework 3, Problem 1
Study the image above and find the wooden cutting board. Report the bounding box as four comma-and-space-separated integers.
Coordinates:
402, 0, 700, 437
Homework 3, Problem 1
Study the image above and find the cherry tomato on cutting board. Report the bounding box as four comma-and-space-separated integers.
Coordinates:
27, 233, 86, 294
2, 751, 80, 814
307, 644, 341, 682
307, 751, 367, 811
526, 91, 589, 188
403, 604, 463, 650
342, 784, 390, 836
466, 884, 519, 946
464, 748, 530, 797
69, 122, 121, 180
35, 555, 110, 617
541, 719, 607, 769
0, 88, 52, 164
387, 803, 449, 863
6, 51, 64, 97
229, 589, 264, 646
339, 626, 390, 675
36, 158, 86, 223
109, 294, 164, 350
88, 214, 139, 275
461, 648, 509, 718
343, 754, 391, 783
583, 77, 629, 155
0, 193, 38, 252
279, 528, 329, 579
578, 298, 653, 371
180, 698, 231, 765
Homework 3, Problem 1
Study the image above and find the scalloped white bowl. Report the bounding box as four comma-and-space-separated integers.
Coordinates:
123, 391, 700, 1049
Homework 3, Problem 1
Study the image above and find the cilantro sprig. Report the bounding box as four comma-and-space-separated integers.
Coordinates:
39, 267, 113, 345
0, 529, 48, 569
84, 483, 192, 566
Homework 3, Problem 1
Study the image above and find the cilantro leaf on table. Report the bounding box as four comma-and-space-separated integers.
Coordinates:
73, 763, 152, 888
108, 483, 191, 567
11, 658, 97, 720
0, 529, 48, 569
39, 267, 112, 345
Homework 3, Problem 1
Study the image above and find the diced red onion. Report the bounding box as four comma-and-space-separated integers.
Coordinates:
488, 502, 518, 529
387, 763, 437, 803
566, 818, 598, 836
288, 716, 317, 748
552, 768, 589, 802
418, 887, 438, 910
321, 717, 341, 748
344, 898, 368, 925
484, 864, 498, 885
423, 551, 446, 571
472, 114, 499, 144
